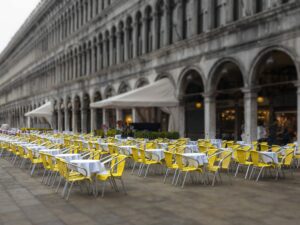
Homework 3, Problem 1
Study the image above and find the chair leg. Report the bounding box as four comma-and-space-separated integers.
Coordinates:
245, 165, 251, 179
256, 167, 264, 182
144, 164, 150, 178
56, 177, 62, 193
171, 169, 178, 185
62, 181, 68, 198
163, 168, 170, 183
120, 178, 127, 195
234, 164, 240, 177
41, 169, 47, 183
101, 181, 106, 198
212, 172, 217, 186
181, 172, 189, 189
30, 164, 36, 176
66, 181, 74, 201
131, 162, 136, 174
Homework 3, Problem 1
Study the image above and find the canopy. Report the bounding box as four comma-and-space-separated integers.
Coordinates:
25, 102, 53, 126
90, 79, 179, 109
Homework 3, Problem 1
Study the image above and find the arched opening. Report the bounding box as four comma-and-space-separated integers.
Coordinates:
105, 31, 110, 67
82, 93, 91, 133
253, 50, 298, 145
126, 17, 133, 59
213, 61, 244, 141
181, 69, 205, 140
119, 22, 125, 63
135, 12, 143, 56
145, 6, 153, 53
105, 86, 116, 128
156, 0, 164, 49
60, 99, 65, 131
94, 91, 103, 130
74, 96, 81, 132
53, 100, 58, 130
111, 26, 117, 65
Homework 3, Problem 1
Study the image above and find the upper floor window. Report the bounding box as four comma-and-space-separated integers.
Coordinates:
197, 0, 203, 34
213, 0, 222, 28
256, 0, 264, 13
233, 0, 240, 21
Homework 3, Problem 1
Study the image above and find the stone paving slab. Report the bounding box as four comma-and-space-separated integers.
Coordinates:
1, 158, 300, 225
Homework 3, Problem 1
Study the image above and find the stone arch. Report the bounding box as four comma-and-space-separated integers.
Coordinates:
135, 77, 150, 88
207, 57, 247, 93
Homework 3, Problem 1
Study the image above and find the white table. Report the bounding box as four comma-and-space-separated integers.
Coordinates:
56, 153, 82, 162
211, 139, 223, 148
146, 149, 165, 161
119, 145, 135, 155
184, 145, 199, 153
182, 153, 208, 167
260, 151, 278, 164
70, 159, 107, 177
40, 149, 61, 156
158, 143, 169, 150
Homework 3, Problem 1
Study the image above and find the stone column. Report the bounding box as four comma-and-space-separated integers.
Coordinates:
102, 109, 108, 126
204, 92, 216, 139
204, 0, 214, 31
116, 108, 123, 122
72, 101, 78, 133
103, 39, 108, 68
77, 52, 81, 77
91, 46, 96, 73
81, 108, 88, 133
191, 0, 199, 36
86, 48, 91, 75
90, 107, 97, 132
242, 0, 254, 17
132, 108, 139, 123
110, 35, 114, 66
226, 0, 234, 23
243, 88, 258, 143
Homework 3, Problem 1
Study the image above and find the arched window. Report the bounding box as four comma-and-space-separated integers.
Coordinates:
197, 0, 203, 34
256, 0, 264, 13
126, 17, 133, 59
119, 22, 125, 63
167, 0, 175, 44
213, 0, 222, 28
156, 0, 164, 49
98, 34, 103, 69
233, 0, 240, 21
111, 26, 117, 65
105, 31, 110, 66
136, 12, 143, 56
145, 6, 153, 53
182, 0, 189, 39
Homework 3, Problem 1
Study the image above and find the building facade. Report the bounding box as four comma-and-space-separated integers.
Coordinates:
0, 0, 299, 142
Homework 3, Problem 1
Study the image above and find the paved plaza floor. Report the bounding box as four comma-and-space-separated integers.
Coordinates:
1, 158, 300, 225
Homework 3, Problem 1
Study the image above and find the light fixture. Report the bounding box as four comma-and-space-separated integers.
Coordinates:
257, 96, 264, 104
125, 115, 133, 125
195, 102, 202, 109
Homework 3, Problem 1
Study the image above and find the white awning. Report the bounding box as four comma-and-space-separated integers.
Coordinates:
90, 79, 179, 109
25, 102, 53, 125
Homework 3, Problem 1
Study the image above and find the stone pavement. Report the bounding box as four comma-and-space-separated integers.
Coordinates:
1, 158, 300, 225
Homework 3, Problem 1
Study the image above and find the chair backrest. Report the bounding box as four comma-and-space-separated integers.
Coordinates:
271, 145, 281, 153
139, 149, 147, 163
46, 154, 56, 170
220, 151, 232, 169
236, 149, 247, 164
260, 143, 269, 151
226, 141, 234, 148
198, 144, 208, 153
282, 149, 294, 166
208, 154, 217, 168
111, 155, 127, 176
250, 150, 260, 166
18, 146, 25, 158
175, 153, 185, 170
27, 148, 34, 161
164, 151, 174, 168
39, 152, 49, 169
131, 147, 140, 162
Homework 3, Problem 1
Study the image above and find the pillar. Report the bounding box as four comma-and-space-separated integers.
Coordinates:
133, 22, 138, 58
124, 27, 129, 61
132, 108, 139, 123
91, 107, 97, 132
153, 12, 159, 50
164, 4, 171, 45
81, 108, 88, 133
116, 109, 123, 122
175, 0, 183, 41
243, 88, 258, 143
102, 109, 108, 126
72, 101, 78, 133
116, 31, 121, 64
65, 106, 70, 131
142, 17, 148, 54
204, 93, 216, 139
297, 85, 300, 143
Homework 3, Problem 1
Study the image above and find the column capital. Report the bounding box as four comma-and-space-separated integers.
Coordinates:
202, 91, 217, 99
241, 87, 260, 94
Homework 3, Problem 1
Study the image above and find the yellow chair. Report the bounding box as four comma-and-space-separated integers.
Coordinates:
55, 158, 91, 200
131, 147, 143, 175
234, 149, 253, 179
276, 149, 295, 179
260, 142, 269, 151
207, 150, 232, 186
163, 151, 178, 184
174, 153, 204, 188
139, 149, 162, 178
96, 155, 127, 198
249, 150, 275, 182
40, 152, 51, 184
27, 148, 43, 176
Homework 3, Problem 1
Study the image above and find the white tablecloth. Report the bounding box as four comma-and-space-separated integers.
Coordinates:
70, 159, 107, 177
56, 153, 82, 162
158, 143, 169, 150
185, 145, 199, 153
182, 153, 208, 167
146, 149, 165, 161
211, 139, 222, 148
260, 151, 278, 164
119, 145, 135, 155
40, 149, 61, 156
